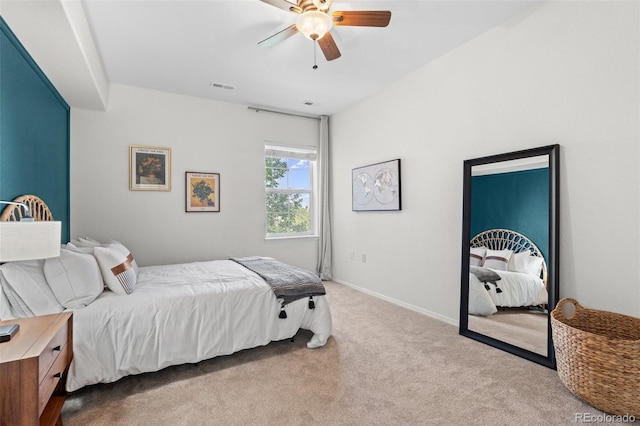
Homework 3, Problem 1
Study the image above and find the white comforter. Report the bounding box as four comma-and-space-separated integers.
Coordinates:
468, 269, 548, 316
67, 260, 332, 391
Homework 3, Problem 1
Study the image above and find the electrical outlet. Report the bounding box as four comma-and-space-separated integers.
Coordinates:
361, 253, 367, 263
349, 250, 355, 260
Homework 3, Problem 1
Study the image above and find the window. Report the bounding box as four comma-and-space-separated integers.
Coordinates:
265, 143, 317, 238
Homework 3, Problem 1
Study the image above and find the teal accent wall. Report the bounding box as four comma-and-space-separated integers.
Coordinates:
0, 17, 70, 241
470, 168, 549, 259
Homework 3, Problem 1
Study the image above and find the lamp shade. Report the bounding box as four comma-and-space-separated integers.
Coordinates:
297, 10, 332, 40
0, 221, 61, 262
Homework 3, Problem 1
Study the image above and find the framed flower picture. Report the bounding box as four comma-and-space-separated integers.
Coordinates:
186, 172, 220, 212
129, 145, 171, 191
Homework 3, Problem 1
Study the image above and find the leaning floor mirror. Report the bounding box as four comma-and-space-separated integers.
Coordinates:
459, 144, 559, 369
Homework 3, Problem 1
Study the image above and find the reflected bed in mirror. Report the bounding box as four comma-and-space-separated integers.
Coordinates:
468, 229, 548, 355
460, 145, 559, 369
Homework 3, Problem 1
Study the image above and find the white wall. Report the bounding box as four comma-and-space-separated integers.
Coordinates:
330, 1, 640, 322
71, 84, 320, 270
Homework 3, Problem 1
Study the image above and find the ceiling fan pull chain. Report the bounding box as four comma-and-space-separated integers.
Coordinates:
313, 40, 318, 70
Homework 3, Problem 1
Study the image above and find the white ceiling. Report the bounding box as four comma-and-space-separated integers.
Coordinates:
6, 0, 541, 116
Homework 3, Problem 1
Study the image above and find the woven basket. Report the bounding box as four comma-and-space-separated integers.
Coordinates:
551, 298, 640, 417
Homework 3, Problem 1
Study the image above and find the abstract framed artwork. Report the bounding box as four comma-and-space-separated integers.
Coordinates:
352, 159, 401, 211
186, 172, 220, 212
129, 145, 171, 191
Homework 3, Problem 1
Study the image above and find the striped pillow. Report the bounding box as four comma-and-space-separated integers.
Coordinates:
483, 249, 513, 271
470, 247, 487, 267
107, 240, 139, 275
93, 244, 137, 295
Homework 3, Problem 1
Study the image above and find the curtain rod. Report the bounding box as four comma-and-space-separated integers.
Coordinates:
248, 106, 321, 121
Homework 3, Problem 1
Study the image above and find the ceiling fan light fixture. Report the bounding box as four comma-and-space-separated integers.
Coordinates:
312, 0, 332, 12
297, 10, 332, 41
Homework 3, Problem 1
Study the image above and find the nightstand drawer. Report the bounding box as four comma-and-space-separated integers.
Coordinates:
0, 312, 73, 426
38, 320, 68, 385
38, 342, 69, 416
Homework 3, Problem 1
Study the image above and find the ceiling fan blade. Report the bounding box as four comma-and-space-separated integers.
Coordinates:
258, 24, 299, 48
259, 0, 302, 13
318, 32, 341, 61
332, 11, 391, 27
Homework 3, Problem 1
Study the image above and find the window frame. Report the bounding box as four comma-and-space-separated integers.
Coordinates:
264, 143, 318, 239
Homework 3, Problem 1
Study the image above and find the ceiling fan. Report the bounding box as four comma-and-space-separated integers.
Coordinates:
258, 0, 391, 62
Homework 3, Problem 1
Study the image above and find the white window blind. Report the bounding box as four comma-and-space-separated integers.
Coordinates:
265, 145, 317, 161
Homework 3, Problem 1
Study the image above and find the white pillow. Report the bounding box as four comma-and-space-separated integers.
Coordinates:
93, 244, 137, 295
470, 246, 487, 267
509, 251, 544, 277
0, 272, 31, 318
483, 249, 513, 271
0, 260, 63, 316
0, 272, 18, 320
65, 241, 96, 254
69, 237, 102, 247
44, 249, 104, 308
67, 239, 130, 257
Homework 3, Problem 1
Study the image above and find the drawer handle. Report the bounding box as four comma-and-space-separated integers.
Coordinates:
52, 345, 61, 351
54, 372, 62, 378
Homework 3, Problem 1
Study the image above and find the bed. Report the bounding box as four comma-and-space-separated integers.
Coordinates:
468, 229, 548, 316
0, 195, 332, 392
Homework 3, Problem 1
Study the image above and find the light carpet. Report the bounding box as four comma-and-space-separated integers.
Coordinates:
61, 281, 625, 425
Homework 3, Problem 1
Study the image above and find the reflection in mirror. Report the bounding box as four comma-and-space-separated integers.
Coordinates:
460, 145, 559, 369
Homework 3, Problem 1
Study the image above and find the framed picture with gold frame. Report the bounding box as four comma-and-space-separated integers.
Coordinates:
186, 172, 220, 212
129, 145, 171, 191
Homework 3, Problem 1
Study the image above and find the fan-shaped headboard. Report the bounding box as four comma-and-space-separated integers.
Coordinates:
470, 228, 547, 287
0, 194, 54, 222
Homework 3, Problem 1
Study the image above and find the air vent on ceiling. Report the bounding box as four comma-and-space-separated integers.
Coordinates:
210, 82, 235, 90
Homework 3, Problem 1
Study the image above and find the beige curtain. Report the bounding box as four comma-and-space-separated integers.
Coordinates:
316, 115, 332, 279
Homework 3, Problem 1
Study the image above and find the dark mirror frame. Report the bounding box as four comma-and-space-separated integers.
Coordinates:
459, 144, 560, 369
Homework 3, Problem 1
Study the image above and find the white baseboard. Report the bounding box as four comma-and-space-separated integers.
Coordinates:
330, 278, 459, 327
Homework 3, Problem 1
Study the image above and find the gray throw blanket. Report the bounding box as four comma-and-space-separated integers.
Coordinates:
469, 266, 502, 284
470, 265, 502, 293
230, 256, 325, 305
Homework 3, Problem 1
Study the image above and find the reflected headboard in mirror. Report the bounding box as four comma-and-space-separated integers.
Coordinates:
470, 228, 547, 288
460, 145, 559, 369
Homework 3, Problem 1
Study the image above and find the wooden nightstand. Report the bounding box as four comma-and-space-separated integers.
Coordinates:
0, 312, 73, 426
